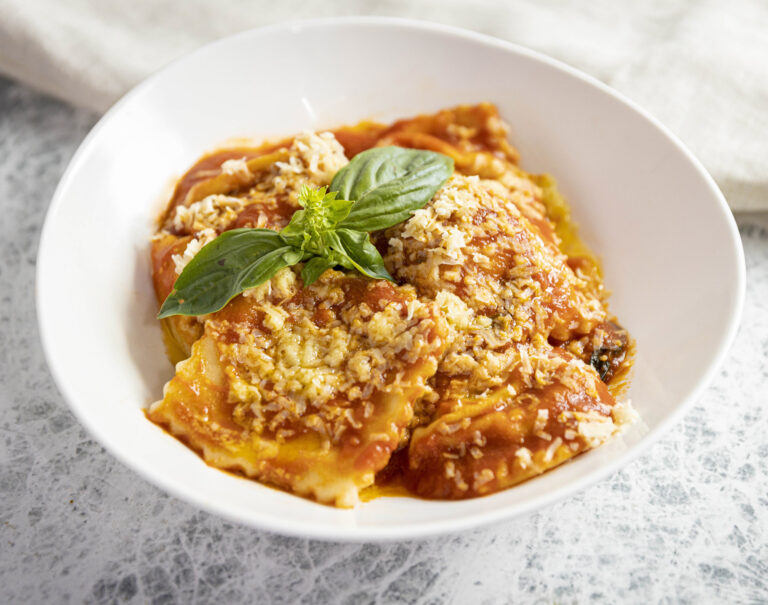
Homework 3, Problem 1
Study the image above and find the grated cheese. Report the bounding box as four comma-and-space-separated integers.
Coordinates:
171, 228, 217, 274
172, 194, 245, 233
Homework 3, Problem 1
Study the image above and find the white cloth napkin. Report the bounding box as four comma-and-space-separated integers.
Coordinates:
1, 0, 766, 210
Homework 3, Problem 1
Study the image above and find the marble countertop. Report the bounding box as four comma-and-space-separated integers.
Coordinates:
1, 75, 766, 604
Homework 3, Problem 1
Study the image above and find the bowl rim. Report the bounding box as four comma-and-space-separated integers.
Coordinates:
36, 16, 746, 541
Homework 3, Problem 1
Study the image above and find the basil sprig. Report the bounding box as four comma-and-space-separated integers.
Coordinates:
157, 146, 453, 318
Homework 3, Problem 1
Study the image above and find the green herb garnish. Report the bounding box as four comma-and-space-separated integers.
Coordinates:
157, 146, 453, 318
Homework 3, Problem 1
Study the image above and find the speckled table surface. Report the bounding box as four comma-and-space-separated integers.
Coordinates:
1, 75, 767, 605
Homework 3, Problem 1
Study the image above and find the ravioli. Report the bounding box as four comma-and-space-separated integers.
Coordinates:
383, 173, 606, 343
149, 269, 446, 506
151, 132, 350, 359
405, 344, 635, 499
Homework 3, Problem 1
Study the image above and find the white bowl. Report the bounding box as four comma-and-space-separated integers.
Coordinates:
37, 17, 745, 541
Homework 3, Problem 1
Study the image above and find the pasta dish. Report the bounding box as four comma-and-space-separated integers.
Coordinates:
148, 103, 635, 507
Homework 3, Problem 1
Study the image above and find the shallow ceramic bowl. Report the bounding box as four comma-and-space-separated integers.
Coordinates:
37, 18, 745, 541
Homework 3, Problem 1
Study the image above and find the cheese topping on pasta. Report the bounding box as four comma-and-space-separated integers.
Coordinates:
148, 103, 635, 507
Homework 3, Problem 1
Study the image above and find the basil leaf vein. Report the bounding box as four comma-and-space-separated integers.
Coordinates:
300, 255, 339, 286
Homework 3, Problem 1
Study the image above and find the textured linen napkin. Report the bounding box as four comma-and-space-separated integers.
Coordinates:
1, 0, 766, 210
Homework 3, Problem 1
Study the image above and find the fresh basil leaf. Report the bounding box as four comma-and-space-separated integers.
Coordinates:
324, 197, 355, 224
280, 209, 307, 238
300, 255, 338, 286
157, 229, 302, 318
279, 209, 310, 250
332, 147, 454, 232
328, 228, 394, 282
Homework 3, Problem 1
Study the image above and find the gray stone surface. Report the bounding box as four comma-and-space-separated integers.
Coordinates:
1, 75, 766, 604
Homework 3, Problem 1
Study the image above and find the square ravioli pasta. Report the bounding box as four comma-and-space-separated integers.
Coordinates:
148, 268, 447, 507
404, 343, 635, 499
